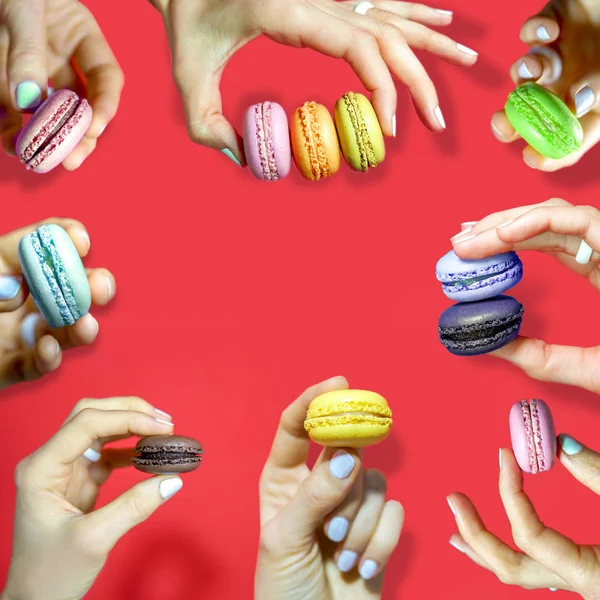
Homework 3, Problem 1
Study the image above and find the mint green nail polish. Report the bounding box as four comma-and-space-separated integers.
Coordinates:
16, 81, 42, 109
559, 434, 583, 456
221, 148, 241, 166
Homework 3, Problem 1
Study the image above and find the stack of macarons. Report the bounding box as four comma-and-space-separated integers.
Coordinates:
242, 92, 385, 182
435, 250, 524, 356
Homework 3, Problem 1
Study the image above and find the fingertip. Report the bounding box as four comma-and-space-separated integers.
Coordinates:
520, 17, 559, 45
491, 112, 517, 142
88, 268, 116, 305
523, 147, 544, 169
67, 224, 91, 256
73, 313, 99, 345
35, 335, 62, 373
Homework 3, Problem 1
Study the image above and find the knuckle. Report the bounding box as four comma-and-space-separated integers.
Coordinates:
545, 197, 571, 207
378, 23, 405, 45
14, 457, 33, 488
258, 523, 284, 555
72, 398, 93, 415
495, 565, 518, 585
352, 28, 377, 51
365, 469, 387, 494
302, 480, 329, 509
187, 115, 213, 146
124, 492, 151, 525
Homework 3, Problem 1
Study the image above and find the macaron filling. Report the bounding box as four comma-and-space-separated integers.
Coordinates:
341, 92, 377, 172
254, 101, 278, 181
29, 225, 81, 325
19, 95, 88, 170
298, 101, 330, 180
133, 446, 203, 467
520, 400, 545, 474
437, 255, 522, 294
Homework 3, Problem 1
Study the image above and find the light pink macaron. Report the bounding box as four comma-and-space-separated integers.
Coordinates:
17, 89, 92, 173
509, 399, 557, 474
243, 101, 291, 181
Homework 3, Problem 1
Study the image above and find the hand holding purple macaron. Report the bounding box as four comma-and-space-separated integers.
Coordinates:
1, 397, 181, 600
0, 218, 115, 391
151, 0, 478, 166
451, 199, 600, 395
0, 0, 124, 168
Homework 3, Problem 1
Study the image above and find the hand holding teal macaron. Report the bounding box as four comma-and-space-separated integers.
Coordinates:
0, 218, 115, 391
492, 0, 600, 171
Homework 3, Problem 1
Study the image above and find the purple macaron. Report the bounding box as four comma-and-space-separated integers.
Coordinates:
436, 250, 523, 303
438, 295, 524, 356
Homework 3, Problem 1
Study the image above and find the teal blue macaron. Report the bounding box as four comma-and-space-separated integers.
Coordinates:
19, 224, 91, 328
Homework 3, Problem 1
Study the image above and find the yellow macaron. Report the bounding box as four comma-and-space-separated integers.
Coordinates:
304, 389, 393, 448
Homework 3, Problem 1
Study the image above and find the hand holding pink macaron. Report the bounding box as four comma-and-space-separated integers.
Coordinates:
0, 0, 124, 169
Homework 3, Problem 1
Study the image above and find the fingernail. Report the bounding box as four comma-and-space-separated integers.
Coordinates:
499, 448, 503, 469
98, 125, 106, 137
156, 417, 174, 426
434, 106, 446, 129
222, 148, 241, 166
517, 61, 534, 80
523, 154, 538, 169
550, 589, 558, 592
392, 114, 396, 137
449, 539, 466, 553
47, 87, 55, 97
451, 227, 472, 241
337, 550, 358, 572
491, 121, 503, 137
154, 408, 172, 419
88, 315, 99, 337
49, 337, 60, 358
453, 233, 477, 244
0, 275, 22, 300
559, 434, 583, 456
327, 517, 349, 542
575, 86, 595, 118
536, 26, 551, 41
104, 275, 114, 300
461, 221, 477, 229
21, 313, 43, 347
435, 9, 453, 15
16, 81, 42, 109
576, 240, 593, 264
447, 497, 457, 517
497, 219, 515, 229
457, 43, 478, 57
359, 559, 378, 580
159, 478, 183, 500
330, 450, 355, 479
83, 447, 102, 462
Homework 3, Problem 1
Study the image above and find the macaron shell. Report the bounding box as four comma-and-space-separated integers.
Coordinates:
531, 399, 557, 472
307, 421, 391, 448
270, 102, 291, 178
243, 104, 265, 180
306, 389, 391, 417
334, 92, 385, 172
509, 401, 535, 473
291, 102, 340, 180
505, 83, 583, 159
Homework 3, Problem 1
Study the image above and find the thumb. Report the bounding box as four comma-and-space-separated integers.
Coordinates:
558, 434, 600, 495
2, 0, 48, 110
85, 476, 183, 550
277, 449, 361, 544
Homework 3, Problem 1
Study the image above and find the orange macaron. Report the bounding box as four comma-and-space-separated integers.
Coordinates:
290, 101, 340, 180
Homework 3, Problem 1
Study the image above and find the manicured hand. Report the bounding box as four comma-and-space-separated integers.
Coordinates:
492, 0, 600, 171
255, 376, 404, 600
150, 0, 478, 165
0, 0, 124, 169
447, 437, 600, 598
0, 218, 115, 390
452, 199, 600, 395
1, 397, 179, 600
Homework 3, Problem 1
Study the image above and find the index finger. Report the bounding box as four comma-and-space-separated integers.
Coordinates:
266, 376, 349, 470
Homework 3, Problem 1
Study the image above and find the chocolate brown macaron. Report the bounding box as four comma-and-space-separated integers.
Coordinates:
132, 435, 203, 474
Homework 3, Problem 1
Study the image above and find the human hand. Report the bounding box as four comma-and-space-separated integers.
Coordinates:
1, 397, 181, 600
492, 0, 600, 171
0, 218, 115, 390
451, 199, 600, 396
150, 0, 478, 165
255, 376, 404, 600
0, 0, 124, 169
447, 437, 600, 598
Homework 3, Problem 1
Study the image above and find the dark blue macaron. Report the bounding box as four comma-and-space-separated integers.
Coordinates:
438, 295, 524, 356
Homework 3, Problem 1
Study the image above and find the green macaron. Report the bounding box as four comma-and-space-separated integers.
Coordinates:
505, 82, 583, 159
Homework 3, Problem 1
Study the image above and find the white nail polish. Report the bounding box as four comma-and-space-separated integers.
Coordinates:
88, 315, 99, 336
104, 276, 113, 300
156, 417, 174, 426
154, 408, 172, 419
453, 234, 477, 244
449, 540, 466, 553
457, 43, 478, 57
536, 25, 551, 41
491, 121, 503, 137
517, 62, 534, 80
83, 447, 102, 462
327, 517, 349, 542
461, 221, 477, 228
575, 86, 595, 118
98, 125, 106, 137
159, 478, 183, 500
330, 450, 355, 479
550, 588, 558, 592
434, 106, 446, 129
451, 227, 472, 241
21, 313, 43, 347
337, 550, 358, 572
359, 559, 378, 580
80, 229, 91, 250
576, 240, 593, 264
447, 497, 457, 516
499, 448, 503, 469
497, 219, 514, 228
0, 275, 22, 300
392, 114, 396, 137
435, 9, 453, 15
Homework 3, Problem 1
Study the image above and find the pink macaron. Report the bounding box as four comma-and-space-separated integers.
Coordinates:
509, 399, 557, 474
243, 101, 291, 181
17, 89, 92, 173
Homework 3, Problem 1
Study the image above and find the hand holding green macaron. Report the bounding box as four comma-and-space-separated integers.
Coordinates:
0, 218, 115, 391
492, 0, 600, 171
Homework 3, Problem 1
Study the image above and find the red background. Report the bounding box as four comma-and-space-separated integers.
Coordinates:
1, 1, 599, 598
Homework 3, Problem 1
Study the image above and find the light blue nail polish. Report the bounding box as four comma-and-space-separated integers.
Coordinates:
536, 26, 551, 41
221, 148, 241, 166
559, 434, 583, 456
329, 451, 355, 479
0, 275, 22, 300
575, 86, 595, 118
16, 81, 42, 109
327, 517, 349, 542
359, 559, 378, 580
47, 87, 55, 97
337, 550, 358, 573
